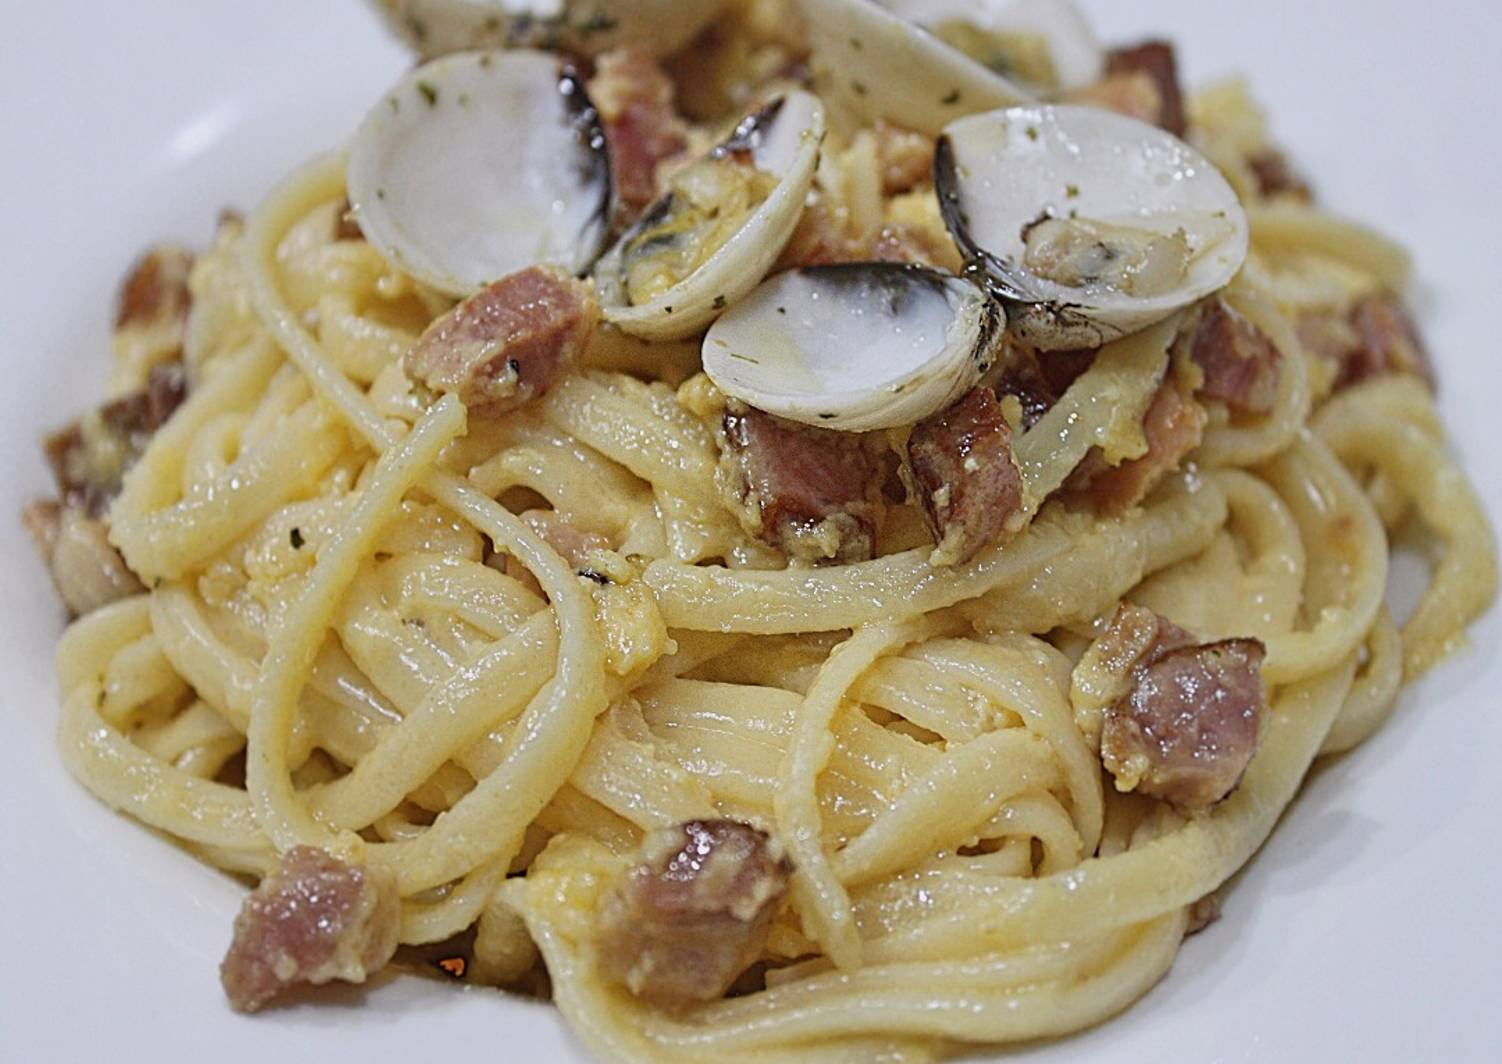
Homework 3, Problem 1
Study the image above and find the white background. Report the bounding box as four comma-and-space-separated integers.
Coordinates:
2, 2, 1498, 1060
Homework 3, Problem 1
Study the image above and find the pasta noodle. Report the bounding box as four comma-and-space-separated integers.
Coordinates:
31, 3, 1496, 1061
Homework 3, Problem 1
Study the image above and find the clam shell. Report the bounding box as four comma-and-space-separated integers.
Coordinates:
937, 104, 1249, 350
703, 264, 1005, 432
803, 0, 1034, 138
883, 0, 1103, 92
369, 0, 729, 59
347, 50, 611, 298
594, 91, 826, 342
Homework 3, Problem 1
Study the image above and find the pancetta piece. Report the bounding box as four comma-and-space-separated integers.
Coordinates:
1079, 605, 1267, 814
1182, 298, 1283, 415
22, 500, 144, 618
404, 266, 600, 418
1247, 149, 1312, 202
906, 387, 1023, 566
520, 509, 612, 569
874, 121, 936, 195
117, 245, 194, 337
332, 196, 365, 242
1344, 294, 1435, 390
990, 344, 1097, 430
717, 402, 884, 565
1070, 372, 1207, 511
1072, 40, 1186, 137
589, 48, 690, 221
594, 820, 791, 1008
220, 846, 401, 1013
1298, 293, 1434, 393
43, 361, 188, 516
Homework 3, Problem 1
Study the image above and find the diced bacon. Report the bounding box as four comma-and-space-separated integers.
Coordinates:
1187, 894, 1223, 935
1081, 604, 1267, 813
405, 266, 600, 419
1106, 41, 1186, 136
23, 500, 144, 618
43, 361, 188, 517
906, 387, 1023, 566
220, 847, 401, 1013
595, 820, 790, 1008
1183, 298, 1283, 415
589, 48, 690, 220
874, 121, 935, 195
332, 196, 364, 242
1071, 373, 1207, 511
1345, 294, 1435, 390
1072, 41, 1186, 137
1298, 294, 1434, 393
717, 403, 884, 565
1247, 149, 1312, 202
520, 510, 612, 569
990, 344, 1096, 430
778, 200, 861, 268
117, 246, 194, 333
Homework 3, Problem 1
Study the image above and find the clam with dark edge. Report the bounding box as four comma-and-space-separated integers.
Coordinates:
936, 104, 1249, 350
347, 50, 612, 297
592, 91, 827, 341
703, 263, 1005, 431
369, 0, 729, 60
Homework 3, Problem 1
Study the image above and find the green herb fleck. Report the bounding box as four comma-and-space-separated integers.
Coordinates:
941, 89, 961, 106
417, 81, 439, 107
713, 294, 728, 310
1066, 184, 1080, 199
1026, 126, 1039, 141
577, 13, 619, 35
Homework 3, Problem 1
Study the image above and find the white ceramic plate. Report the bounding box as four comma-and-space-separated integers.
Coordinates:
2, 2, 1498, 1060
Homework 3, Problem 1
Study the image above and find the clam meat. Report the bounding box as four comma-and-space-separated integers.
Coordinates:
936, 104, 1249, 350
593, 91, 827, 342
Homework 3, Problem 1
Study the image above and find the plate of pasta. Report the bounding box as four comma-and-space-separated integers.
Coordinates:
3, 1, 1500, 1062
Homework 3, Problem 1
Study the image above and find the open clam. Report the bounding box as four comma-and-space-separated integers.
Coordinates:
937, 104, 1249, 350
369, 0, 728, 60
802, 0, 1035, 138
884, 0, 1103, 94
347, 50, 612, 297
702, 264, 1005, 432
593, 91, 826, 342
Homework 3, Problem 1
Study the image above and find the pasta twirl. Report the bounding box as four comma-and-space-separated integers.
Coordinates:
28, 3, 1496, 1061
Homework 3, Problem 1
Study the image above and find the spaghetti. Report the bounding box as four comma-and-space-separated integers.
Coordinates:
29, 3, 1496, 1061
